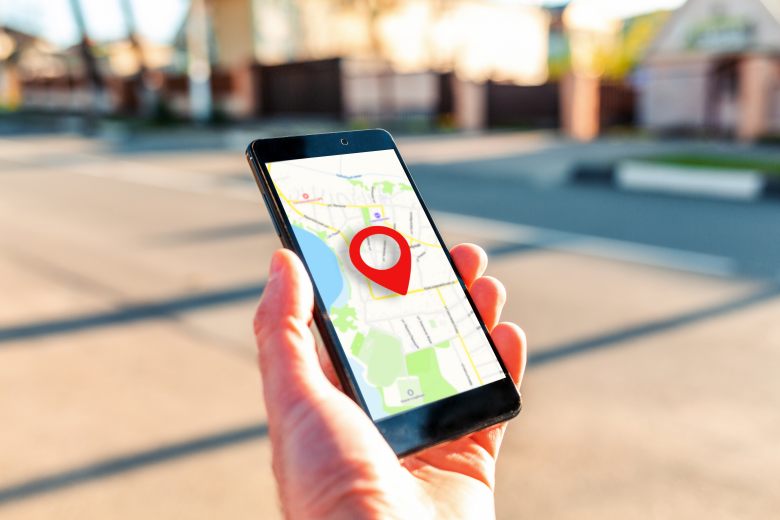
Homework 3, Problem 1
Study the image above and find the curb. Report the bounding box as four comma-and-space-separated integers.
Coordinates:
571, 161, 780, 202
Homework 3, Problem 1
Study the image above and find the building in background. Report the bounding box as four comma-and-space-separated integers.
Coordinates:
0, 27, 33, 110
560, 0, 670, 140
3, 0, 554, 129
637, 0, 780, 141
3, 0, 686, 138
204, 0, 552, 128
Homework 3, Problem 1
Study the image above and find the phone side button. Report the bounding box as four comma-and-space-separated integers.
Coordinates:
261, 192, 283, 237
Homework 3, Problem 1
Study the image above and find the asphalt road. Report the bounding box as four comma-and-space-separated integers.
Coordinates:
411, 163, 780, 280
1, 132, 778, 519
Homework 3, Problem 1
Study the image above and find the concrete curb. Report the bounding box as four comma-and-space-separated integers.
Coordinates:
571, 160, 780, 202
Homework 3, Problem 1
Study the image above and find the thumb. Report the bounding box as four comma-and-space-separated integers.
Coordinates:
254, 249, 335, 428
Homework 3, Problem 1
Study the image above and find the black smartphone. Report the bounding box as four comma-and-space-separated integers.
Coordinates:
246, 129, 520, 457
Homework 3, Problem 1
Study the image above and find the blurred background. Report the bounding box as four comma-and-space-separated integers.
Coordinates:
1, 0, 780, 518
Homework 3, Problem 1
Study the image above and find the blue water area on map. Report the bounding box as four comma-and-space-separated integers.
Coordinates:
348, 354, 387, 419
292, 226, 345, 309
292, 225, 386, 417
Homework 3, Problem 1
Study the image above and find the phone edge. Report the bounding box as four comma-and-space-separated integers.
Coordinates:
245, 131, 521, 457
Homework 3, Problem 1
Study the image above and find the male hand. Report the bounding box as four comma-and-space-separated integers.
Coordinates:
254, 244, 526, 519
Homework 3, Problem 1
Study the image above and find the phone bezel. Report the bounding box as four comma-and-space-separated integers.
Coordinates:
246, 129, 521, 457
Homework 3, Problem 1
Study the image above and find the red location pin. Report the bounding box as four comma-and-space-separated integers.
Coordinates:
349, 226, 412, 295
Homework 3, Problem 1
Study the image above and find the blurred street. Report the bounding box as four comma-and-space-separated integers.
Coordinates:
1, 131, 779, 519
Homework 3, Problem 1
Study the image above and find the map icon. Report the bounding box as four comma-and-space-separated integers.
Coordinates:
349, 226, 411, 295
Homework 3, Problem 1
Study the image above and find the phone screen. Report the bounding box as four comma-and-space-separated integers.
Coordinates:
266, 149, 506, 420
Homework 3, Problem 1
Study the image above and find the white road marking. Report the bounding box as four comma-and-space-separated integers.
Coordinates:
6, 143, 738, 278
434, 212, 738, 278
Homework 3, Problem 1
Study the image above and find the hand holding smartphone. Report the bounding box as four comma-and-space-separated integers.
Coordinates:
246, 129, 521, 456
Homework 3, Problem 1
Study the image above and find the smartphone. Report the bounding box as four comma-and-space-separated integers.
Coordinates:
246, 129, 520, 457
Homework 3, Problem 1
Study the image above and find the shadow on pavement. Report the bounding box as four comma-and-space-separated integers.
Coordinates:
0, 423, 268, 507
1, 282, 778, 506
530, 283, 780, 367
0, 281, 266, 345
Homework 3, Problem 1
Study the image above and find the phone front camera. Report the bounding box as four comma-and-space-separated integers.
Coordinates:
340, 138, 349, 146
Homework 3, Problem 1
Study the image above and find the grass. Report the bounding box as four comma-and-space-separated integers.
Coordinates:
645, 154, 780, 177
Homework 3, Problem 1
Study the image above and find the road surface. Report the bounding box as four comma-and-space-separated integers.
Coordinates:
0, 132, 778, 519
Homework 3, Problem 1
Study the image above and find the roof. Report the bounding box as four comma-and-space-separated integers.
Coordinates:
643, 0, 780, 60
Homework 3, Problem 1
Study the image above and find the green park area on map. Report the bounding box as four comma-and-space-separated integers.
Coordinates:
351, 328, 458, 415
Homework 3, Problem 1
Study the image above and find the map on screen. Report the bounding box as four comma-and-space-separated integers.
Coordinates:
267, 149, 505, 420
